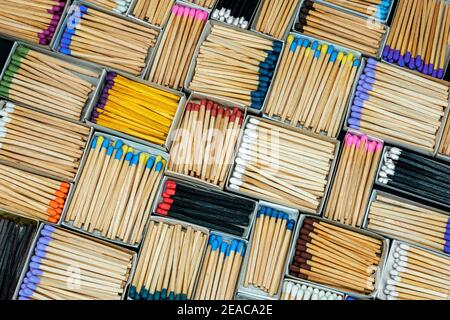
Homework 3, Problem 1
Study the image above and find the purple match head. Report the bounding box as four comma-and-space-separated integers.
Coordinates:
18, 297, 30, 300
429, 64, 434, 74
351, 105, 363, 113
354, 98, 365, 107
27, 276, 41, 284
382, 45, 390, 58
398, 55, 405, 67
31, 255, 42, 263
357, 91, 370, 101
367, 58, 378, 66
29, 262, 41, 270
408, 57, 416, 70
362, 82, 373, 91
356, 85, 367, 94
100, 97, 108, 105
38, 237, 52, 246
106, 73, 117, 81
387, 48, 394, 60
415, 55, 422, 68
43, 224, 56, 233
101, 92, 109, 100
36, 244, 48, 252
350, 111, 362, 120
19, 289, 33, 298
393, 50, 400, 61
432, 69, 438, 78
37, 32, 46, 39
39, 39, 49, 45
422, 64, 429, 75
404, 52, 411, 63
26, 283, 37, 291
364, 76, 375, 84
26, 271, 33, 278
348, 117, 361, 128
92, 111, 100, 119
97, 102, 106, 109
21, 284, 27, 290
31, 269, 43, 276
438, 69, 444, 79
445, 233, 450, 241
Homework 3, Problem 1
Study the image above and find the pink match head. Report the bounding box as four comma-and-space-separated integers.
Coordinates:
360, 135, 368, 146
367, 141, 377, 153
376, 142, 383, 152
344, 134, 353, 146
201, 11, 208, 21
189, 8, 196, 18
355, 137, 362, 149
183, 7, 190, 17
206, 103, 212, 111
172, 5, 180, 14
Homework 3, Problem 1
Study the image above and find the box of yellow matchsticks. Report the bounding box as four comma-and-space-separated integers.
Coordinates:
226, 115, 340, 214
184, 20, 284, 114
128, 215, 209, 300
343, 58, 450, 157
0, 42, 103, 122
0, 0, 71, 49
362, 190, 450, 256
237, 201, 300, 300
261, 32, 363, 138
52, 0, 161, 78
377, 240, 450, 300
293, 0, 390, 59
285, 214, 389, 299
12, 223, 137, 300
250, 0, 303, 40
84, 69, 186, 152
165, 92, 247, 190
151, 175, 258, 239
61, 131, 170, 248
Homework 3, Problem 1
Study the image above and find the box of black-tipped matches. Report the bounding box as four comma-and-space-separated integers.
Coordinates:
237, 200, 300, 300
210, 0, 262, 29
151, 175, 258, 239
285, 214, 390, 299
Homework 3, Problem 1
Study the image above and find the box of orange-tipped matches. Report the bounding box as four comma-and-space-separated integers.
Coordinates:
285, 214, 389, 299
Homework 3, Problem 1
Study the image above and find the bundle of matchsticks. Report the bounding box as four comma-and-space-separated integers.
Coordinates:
17, 225, 134, 300
254, 0, 300, 39
281, 280, 345, 300
378, 147, 450, 208
154, 180, 255, 237
92, 72, 181, 146
0, 214, 36, 300
0, 163, 69, 223
324, 133, 383, 227
189, 24, 281, 110
129, 220, 208, 300
295, 1, 387, 56
0, 46, 99, 121
131, 0, 174, 26
65, 135, 166, 245
87, 0, 132, 14
0, 0, 67, 46
186, 0, 216, 9
195, 235, 246, 300
0, 102, 90, 181
58, 4, 159, 76
264, 35, 360, 137
348, 59, 449, 152
381, 242, 450, 300
367, 193, 450, 255
212, 0, 259, 28
229, 117, 337, 212
243, 206, 295, 297
168, 99, 244, 187
324, 0, 392, 21
439, 116, 450, 157
383, 0, 450, 78
289, 218, 383, 295
147, 4, 208, 90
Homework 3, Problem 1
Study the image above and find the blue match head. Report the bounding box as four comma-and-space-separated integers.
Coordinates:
429, 64, 434, 73
352, 105, 363, 114
131, 154, 139, 165
393, 50, 400, 61
365, 69, 376, 78
36, 244, 48, 252
422, 64, 429, 75
41, 223, 55, 236
29, 262, 41, 270
38, 237, 53, 246
237, 241, 245, 256
259, 68, 270, 76
330, 51, 337, 63
287, 220, 295, 230
353, 59, 360, 67
356, 85, 367, 93
41, 229, 54, 238
266, 207, 273, 216
26, 283, 37, 291
19, 289, 33, 298
208, 235, 216, 245
276, 212, 283, 220
259, 206, 266, 215
147, 293, 154, 300
404, 52, 411, 63
168, 292, 175, 300
408, 57, 416, 70
102, 138, 110, 149
59, 47, 71, 55
21, 284, 27, 290
106, 145, 114, 156
26, 271, 33, 278
31, 269, 43, 276
161, 289, 168, 300
364, 76, 375, 84
155, 160, 164, 172
351, 111, 362, 120
367, 58, 378, 66
354, 98, 364, 107
181, 294, 187, 300
91, 137, 98, 152
432, 69, 438, 78
259, 61, 272, 70
31, 255, 42, 264
282, 213, 289, 221
175, 294, 181, 300
258, 75, 270, 82
230, 239, 238, 252
64, 27, 75, 35
220, 242, 228, 254
438, 69, 444, 79
383, 45, 390, 58
445, 244, 450, 254
225, 244, 232, 257
61, 38, 72, 46
348, 117, 361, 128
115, 149, 123, 160
327, 45, 334, 55
266, 53, 278, 62
290, 39, 298, 52
362, 82, 373, 91
23, 277, 29, 284
125, 151, 133, 162
35, 249, 47, 259
129, 286, 136, 299
270, 210, 278, 219
79, 5, 88, 13
215, 235, 222, 244
18, 297, 29, 300
250, 101, 263, 110
311, 41, 319, 51
211, 239, 220, 251
145, 156, 155, 169
387, 47, 394, 60
314, 50, 321, 59
415, 55, 423, 68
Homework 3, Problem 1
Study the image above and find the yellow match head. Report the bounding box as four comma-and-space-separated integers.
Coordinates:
96, 136, 104, 148
287, 35, 294, 45
155, 155, 163, 163
139, 152, 148, 163
305, 48, 311, 57
336, 52, 344, 62
127, 147, 134, 153
347, 52, 355, 62
342, 55, 348, 65
321, 44, 328, 55
121, 145, 128, 153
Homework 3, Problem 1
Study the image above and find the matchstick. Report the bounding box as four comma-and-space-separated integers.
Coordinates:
295, 0, 387, 56
87, 0, 132, 14
367, 193, 450, 254
64, 135, 166, 245
281, 280, 344, 300
378, 147, 450, 207
0, 45, 99, 121
229, 117, 337, 212
290, 218, 384, 295
129, 219, 207, 300
243, 206, 296, 297
0, 0, 67, 45
324, 0, 392, 21
132, 0, 175, 26
58, 4, 159, 76
185, 0, 217, 9
381, 242, 450, 300
349, 58, 449, 153
154, 179, 255, 237
212, 0, 260, 28
91, 72, 181, 146
188, 23, 282, 110
17, 225, 134, 300
148, 4, 208, 90
439, 115, 450, 157
254, 0, 300, 39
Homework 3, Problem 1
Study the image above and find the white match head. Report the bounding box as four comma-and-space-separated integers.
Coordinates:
232, 17, 239, 26
393, 252, 400, 259
386, 281, 397, 287
385, 162, 395, 170
284, 281, 292, 294
218, 8, 226, 16
0, 142, 3, 149
301, 285, 307, 291
226, 16, 234, 24
388, 152, 400, 161
0, 110, 7, 117
395, 265, 407, 272
232, 171, 243, 180
212, 9, 220, 19
296, 289, 304, 300
244, 129, 258, 139
229, 178, 242, 186
240, 143, 252, 152
234, 165, 246, 174
240, 153, 252, 162
382, 167, 395, 175
399, 243, 410, 251
235, 157, 248, 167
378, 172, 388, 179
337, 295, 343, 300
390, 147, 402, 155
1, 115, 10, 123
224, 9, 231, 18
387, 295, 398, 300
246, 123, 258, 131
5, 102, 14, 109
240, 20, 249, 29
228, 184, 240, 192
249, 118, 261, 126
291, 284, 299, 297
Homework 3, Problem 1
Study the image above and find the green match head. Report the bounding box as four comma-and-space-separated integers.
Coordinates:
7, 64, 19, 74
16, 46, 30, 57
2, 75, 12, 83
1, 79, 11, 89
0, 85, 10, 96
11, 54, 23, 65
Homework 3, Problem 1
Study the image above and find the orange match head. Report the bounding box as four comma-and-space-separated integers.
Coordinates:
48, 216, 58, 223
59, 186, 69, 194
46, 208, 58, 216
55, 208, 62, 214
54, 197, 65, 205
60, 182, 70, 189
48, 200, 59, 209
54, 190, 66, 198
